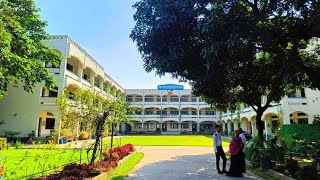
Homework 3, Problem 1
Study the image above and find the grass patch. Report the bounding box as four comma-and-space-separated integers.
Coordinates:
107, 152, 144, 180
0, 148, 91, 179
103, 135, 230, 147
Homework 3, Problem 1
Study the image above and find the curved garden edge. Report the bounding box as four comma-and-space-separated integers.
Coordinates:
85, 152, 136, 180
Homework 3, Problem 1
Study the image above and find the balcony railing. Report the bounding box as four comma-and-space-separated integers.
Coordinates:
181, 115, 198, 118
40, 97, 57, 105
66, 70, 79, 81
287, 97, 307, 105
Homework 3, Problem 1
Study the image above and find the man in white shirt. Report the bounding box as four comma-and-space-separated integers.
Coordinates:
238, 128, 246, 173
213, 125, 227, 174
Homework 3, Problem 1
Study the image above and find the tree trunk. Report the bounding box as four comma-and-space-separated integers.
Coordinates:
90, 113, 107, 164
110, 122, 114, 149
256, 110, 264, 141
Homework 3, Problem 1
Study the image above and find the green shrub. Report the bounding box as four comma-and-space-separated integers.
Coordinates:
79, 131, 89, 140
4, 131, 20, 138
15, 140, 23, 149
297, 164, 319, 180
0, 138, 6, 150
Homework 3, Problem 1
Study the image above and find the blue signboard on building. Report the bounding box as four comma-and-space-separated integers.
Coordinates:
157, 84, 184, 90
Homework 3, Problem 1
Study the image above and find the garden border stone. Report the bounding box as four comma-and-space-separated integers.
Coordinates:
85, 151, 135, 180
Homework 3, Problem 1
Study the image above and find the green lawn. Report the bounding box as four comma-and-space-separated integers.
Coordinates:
0, 148, 91, 180
103, 135, 230, 147
107, 152, 144, 180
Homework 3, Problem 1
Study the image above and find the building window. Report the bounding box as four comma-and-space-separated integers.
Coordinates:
181, 123, 189, 129
170, 110, 179, 115
181, 111, 188, 115
66, 63, 73, 72
145, 98, 154, 102
83, 74, 88, 80
170, 123, 179, 129
45, 118, 55, 129
170, 98, 179, 102
135, 98, 143, 102
134, 123, 141, 129
192, 111, 197, 115
180, 98, 188, 102
145, 111, 153, 115
48, 87, 58, 97
127, 97, 133, 102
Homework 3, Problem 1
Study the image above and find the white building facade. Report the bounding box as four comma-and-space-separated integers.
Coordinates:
0, 35, 124, 137
124, 86, 219, 134
125, 87, 320, 137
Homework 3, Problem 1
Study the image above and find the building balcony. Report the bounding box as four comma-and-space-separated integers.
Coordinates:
181, 115, 198, 118
65, 69, 79, 81
143, 114, 161, 118
48, 67, 60, 74
82, 79, 91, 88
40, 97, 57, 105
162, 115, 179, 118
199, 115, 216, 118
286, 97, 307, 105
180, 101, 198, 104
94, 86, 101, 92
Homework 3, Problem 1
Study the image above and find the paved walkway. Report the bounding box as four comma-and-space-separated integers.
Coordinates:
126, 146, 263, 180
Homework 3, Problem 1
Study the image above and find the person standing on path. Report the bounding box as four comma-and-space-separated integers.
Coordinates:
227, 130, 243, 177
213, 125, 227, 174
238, 128, 246, 173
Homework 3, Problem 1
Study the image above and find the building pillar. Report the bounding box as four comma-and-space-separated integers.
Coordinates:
99, 80, 104, 93
227, 121, 231, 136
141, 122, 144, 132
197, 122, 200, 132
264, 118, 272, 141
233, 121, 238, 131
241, 120, 247, 132
90, 72, 95, 88
308, 115, 314, 124
78, 64, 83, 83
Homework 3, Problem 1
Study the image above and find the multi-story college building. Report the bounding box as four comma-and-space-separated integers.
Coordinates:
124, 85, 320, 138
0, 36, 319, 139
0, 35, 124, 137
123, 84, 218, 134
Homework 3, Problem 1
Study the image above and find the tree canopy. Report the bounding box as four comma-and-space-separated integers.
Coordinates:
0, 0, 62, 99
131, 0, 320, 140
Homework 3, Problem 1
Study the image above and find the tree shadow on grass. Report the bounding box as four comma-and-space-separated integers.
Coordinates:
124, 153, 263, 180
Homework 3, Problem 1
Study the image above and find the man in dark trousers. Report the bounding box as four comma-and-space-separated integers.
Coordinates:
238, 128, 246, 173
213, 125, 227, 174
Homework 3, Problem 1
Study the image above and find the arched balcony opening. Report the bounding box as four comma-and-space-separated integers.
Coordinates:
66, 56, 82, 76
41, 86, 58, 97
162, 107, 179, 116
181, 107, 197, 115
180, 95, 197, 102
94, 75, 103, 88
103, 81, 111, 94
126, 94, 143, 102
65, 84, 80, 99
38, 112, 56, 137
199, 121, 216, 133
144, 107, 161, 115
82, 67, 93, 83
144, 94, 161, 102
199, 108, 215, 115
143, 120, 160, 132
290, 111, 308, 124
263, 113, 281, 134
162, 94, 179, 102
128, 108, 142, 115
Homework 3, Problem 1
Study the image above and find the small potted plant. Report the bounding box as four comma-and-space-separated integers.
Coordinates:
79, 131, 89, 140
4, 131, 21, 144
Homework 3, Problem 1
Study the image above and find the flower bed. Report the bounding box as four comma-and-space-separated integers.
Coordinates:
33, 144, 135, 180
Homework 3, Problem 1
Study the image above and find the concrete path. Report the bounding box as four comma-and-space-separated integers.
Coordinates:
126, 146, 263, 180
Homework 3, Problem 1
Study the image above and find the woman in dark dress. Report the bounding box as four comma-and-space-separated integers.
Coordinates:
227, 130, 243, 177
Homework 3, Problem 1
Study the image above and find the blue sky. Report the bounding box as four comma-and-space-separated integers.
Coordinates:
35, 0, 191, 89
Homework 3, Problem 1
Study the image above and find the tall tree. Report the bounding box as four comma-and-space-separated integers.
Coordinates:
0, 0, 62, 99
57, 89, 134, 164
131, 0, 320, 140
